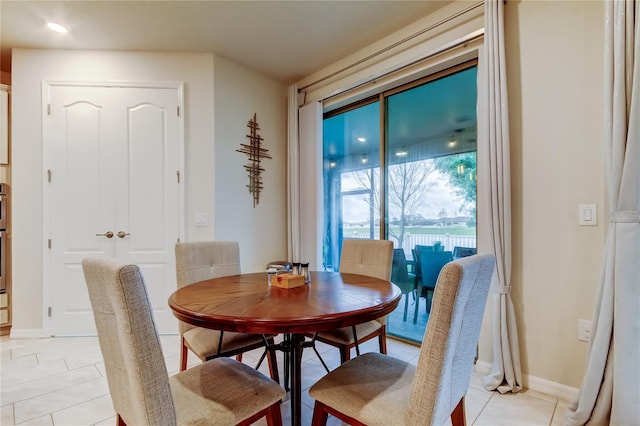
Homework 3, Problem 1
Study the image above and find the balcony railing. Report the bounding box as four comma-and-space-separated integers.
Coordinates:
347, 232, 476, 260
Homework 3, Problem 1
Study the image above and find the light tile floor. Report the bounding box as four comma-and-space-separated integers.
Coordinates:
1, 334, 570, 425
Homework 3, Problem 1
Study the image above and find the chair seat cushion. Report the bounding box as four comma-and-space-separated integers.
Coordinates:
315, 320, 382, 345
171, 357, 285, 425
183, 327, 270, 360
309, 352, 414, 425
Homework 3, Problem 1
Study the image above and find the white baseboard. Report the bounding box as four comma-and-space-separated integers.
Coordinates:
475, 360, 578, 402
9, 329, 51, 338
526, 374, 578, 402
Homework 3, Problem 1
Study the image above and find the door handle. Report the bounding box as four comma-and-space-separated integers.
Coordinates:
117, 231, 131, 239
96, 231, 114, 239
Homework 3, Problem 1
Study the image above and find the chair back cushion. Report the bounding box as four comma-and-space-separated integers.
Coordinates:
82, 257, 176, 426
175, 241, 241, 287
408, 253, 495, 424
339, 239, 393, 281
175, 241, 241, 334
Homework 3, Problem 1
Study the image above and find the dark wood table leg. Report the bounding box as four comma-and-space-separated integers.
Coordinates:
290, 333, 304, 426
283, 333, 291, 392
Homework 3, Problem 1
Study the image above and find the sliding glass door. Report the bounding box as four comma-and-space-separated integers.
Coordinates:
323, 100, 380, 271
323, 61, 478, 343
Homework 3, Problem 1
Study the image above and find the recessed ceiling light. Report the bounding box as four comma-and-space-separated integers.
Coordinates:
357, 137, 366, 142
47, 22, 68, 33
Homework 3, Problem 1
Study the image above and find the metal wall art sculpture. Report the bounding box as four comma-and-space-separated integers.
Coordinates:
236, 113, 271, 207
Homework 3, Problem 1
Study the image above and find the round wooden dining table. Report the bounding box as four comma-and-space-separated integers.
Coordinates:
168, 270, 401, 426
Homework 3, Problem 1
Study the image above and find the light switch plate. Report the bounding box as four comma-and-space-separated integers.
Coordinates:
579, 204, 597, 226
578, 319, 592, 342
195, 213, 208, 226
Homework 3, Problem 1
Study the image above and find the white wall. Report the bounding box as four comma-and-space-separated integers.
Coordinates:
10, 49, 286, 334
212, 55, 287, 272
503, 1, 606, 391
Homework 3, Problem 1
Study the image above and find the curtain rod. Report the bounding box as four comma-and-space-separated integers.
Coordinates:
298, 0, 484, 92
322, 29, 483, 103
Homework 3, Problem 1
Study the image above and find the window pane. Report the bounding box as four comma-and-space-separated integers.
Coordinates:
322, 63, 477, 344
323, 101, 380, 271
385, 66, 477, 343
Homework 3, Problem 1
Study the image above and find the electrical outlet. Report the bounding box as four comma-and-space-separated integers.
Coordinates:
578, 319, 592, 342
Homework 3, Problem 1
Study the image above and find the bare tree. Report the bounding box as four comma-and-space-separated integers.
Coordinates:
352, 159, 436, 248
388, 160, 436, 247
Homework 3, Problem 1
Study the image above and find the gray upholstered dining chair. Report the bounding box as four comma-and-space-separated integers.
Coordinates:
309, 253, 495, 426
82, 257, 285, 426
175, 241, 279, 382
310, 239, 394, 365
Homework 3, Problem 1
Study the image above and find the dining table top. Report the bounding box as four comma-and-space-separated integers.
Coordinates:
168, 270, 402, 335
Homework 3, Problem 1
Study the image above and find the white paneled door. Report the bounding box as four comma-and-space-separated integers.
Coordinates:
44, 83, 182, 335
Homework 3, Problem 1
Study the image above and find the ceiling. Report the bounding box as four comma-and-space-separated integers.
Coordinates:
324, 64, 477, 168
0, 0, 452, 84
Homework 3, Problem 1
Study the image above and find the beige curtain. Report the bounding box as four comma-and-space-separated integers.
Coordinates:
478, 0, 523, 394
288, 87, 323, 267
287, 85, 302, 262
567, 1, 640, 424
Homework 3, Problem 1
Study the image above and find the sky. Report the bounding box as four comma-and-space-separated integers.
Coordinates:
341, 169, 466, 224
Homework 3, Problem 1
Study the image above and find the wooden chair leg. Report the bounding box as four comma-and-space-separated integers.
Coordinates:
265, 402, 283, 426
451, 396, 466, 426
379, 325, 387, 354
239, 403, 282, 426
339, 346, 350, 364
179, 336, 188, 371
267, 345, 280, 383
311, 401, 329, 426
236, 353, 243, 362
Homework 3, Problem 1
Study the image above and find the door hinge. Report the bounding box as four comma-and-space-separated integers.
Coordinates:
48, 307, 52, 317
47, 104, 51, 115
47, 169, 52, 182
48, 239, 52, 249
177, 170, 180, 183
177, 106, 180, 117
